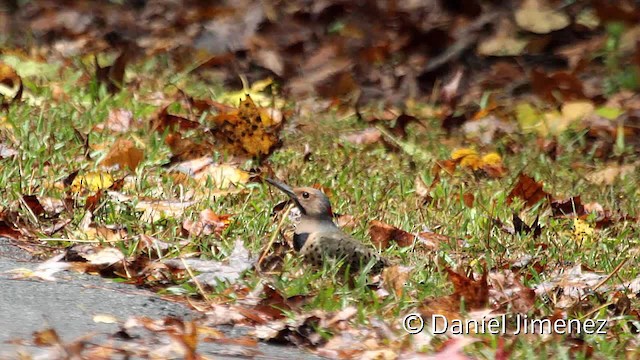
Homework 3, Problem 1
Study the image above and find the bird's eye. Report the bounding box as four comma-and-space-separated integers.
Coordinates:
302, 191, 310, 199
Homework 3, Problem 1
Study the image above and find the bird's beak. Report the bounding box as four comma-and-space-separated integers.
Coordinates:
265, 178, 306, 214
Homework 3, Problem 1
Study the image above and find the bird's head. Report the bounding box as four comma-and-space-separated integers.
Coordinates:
266, 178, 334, 219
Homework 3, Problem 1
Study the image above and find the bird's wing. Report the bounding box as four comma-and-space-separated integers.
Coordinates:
302, 231, 385, 272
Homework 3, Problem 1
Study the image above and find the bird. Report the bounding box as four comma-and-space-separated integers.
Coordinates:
266, 178, 388, 273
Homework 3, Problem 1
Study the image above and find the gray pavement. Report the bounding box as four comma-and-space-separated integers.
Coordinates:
0, 238, 323, 359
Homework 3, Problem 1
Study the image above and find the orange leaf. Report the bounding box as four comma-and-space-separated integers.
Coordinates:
100, 138, 144, 171
368, 220, 415, 249
507, 173, 551, 208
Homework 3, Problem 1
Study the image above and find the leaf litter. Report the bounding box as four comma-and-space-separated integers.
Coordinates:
4, 1, 640, 358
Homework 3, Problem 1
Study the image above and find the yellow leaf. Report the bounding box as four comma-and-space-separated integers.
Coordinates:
451, 148, 478, 160
451, 148, 482, 170
515, 103, 545, 135
210, 94, 281, 158
71, 172, 114, 193
194, 164, 250, 189
218, 77, 274, 106
481, 152, 502, 166
573, 219, 594, 240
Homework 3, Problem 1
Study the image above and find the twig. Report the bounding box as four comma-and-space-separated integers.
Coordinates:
593, 256, 631, 292
181, 257, 212, 305
257, 204, 292, 271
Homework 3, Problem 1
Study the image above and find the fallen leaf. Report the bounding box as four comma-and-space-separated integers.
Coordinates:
163, 239, 255, 285
512, 213, 542, 238
461, 193, 475, 208
368, 220, 415, 249
82, 247, 126, 266
450, 148, 506, 177
462, 115, 517, 145
586, 163, 637, 185
382, 265, 413, 297
0, 143, 18, 159
488, 270, 536, 313
477, 18, 528, 56
530, 68, 586, 104
133, 198, 197, 223
193, 163, 251, 189
71, 172, 114, 193
96, 108, 133, 133
182, 209, 232, 236
507, 173, 551, 208
152, 106, 201, 133
95, 50, 129, 94
446, 267, 489, 311
515, 0, 570, 34
33, 328, 61, 346
22, 195, 46, 217
551, 196, 585, 217
342, 128, 381, 145
100, 138, 144, 171
210, 95, 282, 159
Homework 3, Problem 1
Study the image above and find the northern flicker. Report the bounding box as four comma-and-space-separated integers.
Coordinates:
266, 178, 388, 273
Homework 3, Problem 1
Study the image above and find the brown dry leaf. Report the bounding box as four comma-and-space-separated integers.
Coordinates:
22, 194, 46, 217
507, 173, 551, 208
462, 115, 517, 145
152, 106, 201, 133
165, 133, 212, 163
488, 270, 536, 313
382, 265, 412, 297
0, 212, 23, 240
585, 163, 638, 185
33, 328, 62, 346
368, 220, 415, 249
535, 263, 607, 309
95, 50, 129, 94
210, 95, 282, 159
414, 176, 430, 199
551, 196, 585, 217
515, 0, 570, 34
341, 128, 381, 145
84, 190, 103, 213
461, 193, 474, 208
95, 108, 132, 133
477, 18, 528, 56
530, 68, 586, 103
335, 213, 357, 228
446, 267, 490, 311
182, 209, 232, 236
133, 198, 196, 223
100, 138, 144, 171
415, 231, 447, 251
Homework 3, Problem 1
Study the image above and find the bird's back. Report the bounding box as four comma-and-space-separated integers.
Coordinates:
301, 230, 387, 273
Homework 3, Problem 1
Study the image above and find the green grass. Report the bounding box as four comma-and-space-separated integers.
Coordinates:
2, 54, 640, 358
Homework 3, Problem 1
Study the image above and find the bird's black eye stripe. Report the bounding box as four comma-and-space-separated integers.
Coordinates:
302, 192, 310, 199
